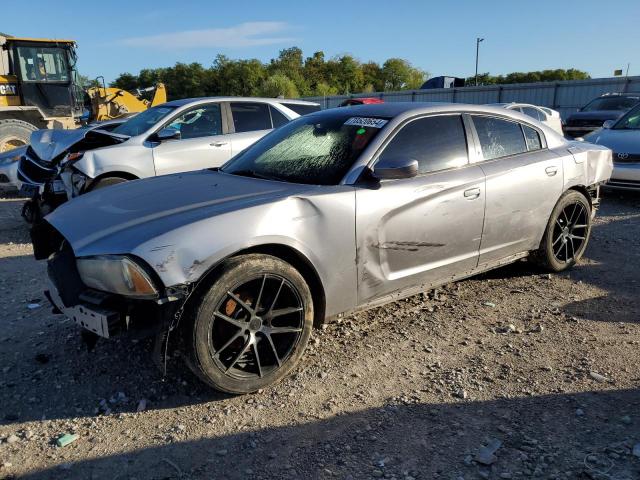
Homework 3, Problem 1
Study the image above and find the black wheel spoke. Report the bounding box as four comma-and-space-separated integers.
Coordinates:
271, 306, 303, 318
252, 341, 263, 378
265, 333, 282, 367
572, 224, 588, 229
268, 278, 285, 313
552, 234, 564, 247
225, 336, 252, 372
215, 330, 244, 358
270, 326, 303, 334
255, 274, 267, 314
214, 311, 247, 329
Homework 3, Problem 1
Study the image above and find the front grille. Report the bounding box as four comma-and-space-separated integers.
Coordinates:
613, 152, 640, 164
17, 151, 57, 186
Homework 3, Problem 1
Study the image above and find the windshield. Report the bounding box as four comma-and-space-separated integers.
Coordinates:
613, 104, 640, 130
16, 46, 70, 82
582, 96, 639, 112
112, 105, 177, 137
222, 112, 388, 185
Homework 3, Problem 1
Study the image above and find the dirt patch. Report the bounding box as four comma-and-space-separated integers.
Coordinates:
1, 186, 640, 479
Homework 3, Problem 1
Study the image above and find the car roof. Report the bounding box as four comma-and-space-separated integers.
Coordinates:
162, 97, 320, 107
315, 101, 543, 118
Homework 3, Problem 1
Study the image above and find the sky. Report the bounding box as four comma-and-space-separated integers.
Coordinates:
6, 0, 639, 84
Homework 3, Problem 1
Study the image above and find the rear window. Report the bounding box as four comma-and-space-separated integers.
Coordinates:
281, 103, 321, 116
473, 116, 527, 160
269, 105, 290, 128
582, 96, 639, 112
230, 102, 272, 133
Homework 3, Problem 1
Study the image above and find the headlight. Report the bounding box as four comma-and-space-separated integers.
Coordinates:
76, 255, 158, 298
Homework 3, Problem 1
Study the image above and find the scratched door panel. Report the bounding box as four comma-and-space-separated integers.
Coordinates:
355, 165, 486, 304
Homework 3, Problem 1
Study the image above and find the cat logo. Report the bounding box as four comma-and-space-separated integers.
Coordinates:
0, 84, 18, 96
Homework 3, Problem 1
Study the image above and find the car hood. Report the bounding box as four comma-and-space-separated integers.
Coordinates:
0, 145, 27, 165
30, 128, 125, 163
45, 170, 310, 256
566, 110, 625, 123
584, 129, 640, 153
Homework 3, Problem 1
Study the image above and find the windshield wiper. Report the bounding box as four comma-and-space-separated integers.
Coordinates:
226, 169, 281, 181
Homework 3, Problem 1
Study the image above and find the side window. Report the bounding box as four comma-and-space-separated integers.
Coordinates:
269, 105, 289, 128
166, 104, 222, 140
378, 115, 468, 175
472, 116, 527, 160
230, 102, 272, 133
523, 125, 542, 151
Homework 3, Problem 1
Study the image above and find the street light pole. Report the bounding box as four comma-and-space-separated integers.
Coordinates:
475, 37, 484, 86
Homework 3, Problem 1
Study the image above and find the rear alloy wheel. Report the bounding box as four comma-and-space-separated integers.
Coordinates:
186, 254, 313, 394
533, 190, 591, 272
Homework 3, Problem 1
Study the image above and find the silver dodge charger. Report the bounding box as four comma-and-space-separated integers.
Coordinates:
35, 103, 612, 394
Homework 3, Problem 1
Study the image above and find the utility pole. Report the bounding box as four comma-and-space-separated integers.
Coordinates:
475, 37, 484, 86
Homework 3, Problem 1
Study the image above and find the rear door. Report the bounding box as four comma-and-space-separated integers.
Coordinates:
227, 102, 278, 156
470, 115, 563, 265
355, 114, 486, 303
152, 102, 233, 176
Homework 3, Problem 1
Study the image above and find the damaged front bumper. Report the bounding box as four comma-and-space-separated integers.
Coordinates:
43, 239, 184, 339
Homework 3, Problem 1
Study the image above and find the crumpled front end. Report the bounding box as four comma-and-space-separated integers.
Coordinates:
36, 222, 183, 340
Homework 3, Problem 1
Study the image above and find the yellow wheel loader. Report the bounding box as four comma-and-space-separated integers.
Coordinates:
0, 33, 166, 152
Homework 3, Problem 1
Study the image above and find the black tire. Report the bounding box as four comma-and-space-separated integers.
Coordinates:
533, 190, 592, 272
89, 176, 129, 191
185, 254, 313, 394
0, 119, 37, 153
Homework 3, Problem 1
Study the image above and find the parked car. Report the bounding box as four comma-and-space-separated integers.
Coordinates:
18, 97, 320, 220
339, 97, 384, 106
0, 146, 26, 189
35, 103, 612, 394
584, 103, 640, 190
2, 119, 127, 191
563, 92, 640, 138
493, 103, 563, 134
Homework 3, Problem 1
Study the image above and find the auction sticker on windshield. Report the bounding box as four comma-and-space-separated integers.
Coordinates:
344, 117, 388, 128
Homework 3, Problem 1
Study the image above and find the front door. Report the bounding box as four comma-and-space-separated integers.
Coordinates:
152, 103, 232, 176
355, 114, 486, 304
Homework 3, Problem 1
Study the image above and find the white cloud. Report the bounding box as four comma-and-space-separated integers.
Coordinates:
117, 22, 296, 48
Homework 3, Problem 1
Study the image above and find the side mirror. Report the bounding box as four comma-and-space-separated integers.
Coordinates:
155, 128, 181, 142
372, 157, 418, 180
602, 120, 615, 129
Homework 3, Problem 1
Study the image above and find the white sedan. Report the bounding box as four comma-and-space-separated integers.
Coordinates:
493, 103, 563, 135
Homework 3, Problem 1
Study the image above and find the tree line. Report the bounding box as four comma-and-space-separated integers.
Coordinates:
108, 46, 590, 100
110, 47, 428, 100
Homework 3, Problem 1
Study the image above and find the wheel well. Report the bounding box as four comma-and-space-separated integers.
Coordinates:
567, 185, 596, 207
191, 244, 327, 328
88, 171, 139, 189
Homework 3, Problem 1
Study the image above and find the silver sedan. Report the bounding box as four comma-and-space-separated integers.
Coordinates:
37, 103, 612, 394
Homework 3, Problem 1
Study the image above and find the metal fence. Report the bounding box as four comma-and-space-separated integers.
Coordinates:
304, 76, 640, 120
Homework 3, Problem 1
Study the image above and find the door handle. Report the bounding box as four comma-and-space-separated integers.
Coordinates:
545, 166, 558, 176
463, 187, 481, 199
210, 142, 228, 147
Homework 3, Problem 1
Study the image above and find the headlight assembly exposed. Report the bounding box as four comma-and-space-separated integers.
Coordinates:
76, 255, 158, 298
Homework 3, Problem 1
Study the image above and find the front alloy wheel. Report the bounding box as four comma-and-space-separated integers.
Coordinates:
186, 254, 313, 394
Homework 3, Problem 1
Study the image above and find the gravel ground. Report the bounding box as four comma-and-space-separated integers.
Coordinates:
0, 186, 639, 480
